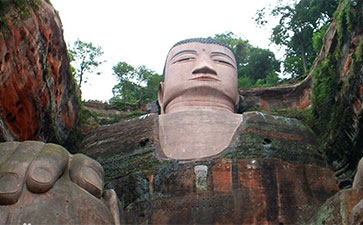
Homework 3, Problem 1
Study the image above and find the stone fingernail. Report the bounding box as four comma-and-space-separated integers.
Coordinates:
84, 168, 102, 198
31, 167, 52, 184
0, 173, 19, 193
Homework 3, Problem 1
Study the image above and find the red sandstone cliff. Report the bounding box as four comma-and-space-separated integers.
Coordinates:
0, 1, 80, 144
240, 77, 312, 110
240, 0, 362, 188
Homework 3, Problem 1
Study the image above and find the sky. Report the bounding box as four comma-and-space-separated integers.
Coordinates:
51, 0, 281, 101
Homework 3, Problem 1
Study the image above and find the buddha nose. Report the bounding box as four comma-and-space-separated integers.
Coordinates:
192, 57, 217, 76
192, 66, 217, 75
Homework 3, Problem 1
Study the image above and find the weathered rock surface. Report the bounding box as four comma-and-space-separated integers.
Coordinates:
353, 157, 363, 189
307, 0, 362, 187
84, 101, 122, 116
349, 198, 363, 225
307, 188, 363, 225
81, 113, 156, 159
240, 76, 312, 110
241, 0, 362, 189
308, 157, 363, 225
81, 112, 339, 224
0, 0, 80, 144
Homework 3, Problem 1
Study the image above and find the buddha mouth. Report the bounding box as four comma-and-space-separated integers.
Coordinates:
189, 75, 220, 82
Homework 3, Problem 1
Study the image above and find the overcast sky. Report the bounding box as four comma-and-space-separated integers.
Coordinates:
51, 0, 281, 101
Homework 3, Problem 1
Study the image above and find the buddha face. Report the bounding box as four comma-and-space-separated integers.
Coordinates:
158, 42, 239, 114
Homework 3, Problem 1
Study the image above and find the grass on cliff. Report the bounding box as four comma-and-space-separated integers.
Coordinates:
0, 0, 41, 33
308, 0, 362, 183
245, 107, 315, 130
80, 106, 146, 126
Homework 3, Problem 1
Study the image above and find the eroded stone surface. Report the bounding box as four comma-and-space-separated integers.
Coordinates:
353, 157, 363, 189
308, 188, 363, 225
349, 198, 363, 225
240, 76, 312, 110
0, 0, 80, 144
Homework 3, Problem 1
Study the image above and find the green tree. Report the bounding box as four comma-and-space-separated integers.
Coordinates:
239, 46, 280, 83
255, 0, 338, 78
213, 32, 250, 68
111, 62, 161, 107
69, 39, 104, 88
212, 32, 281, 88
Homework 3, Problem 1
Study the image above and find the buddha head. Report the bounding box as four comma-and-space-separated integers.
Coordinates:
158, 38, 240, 114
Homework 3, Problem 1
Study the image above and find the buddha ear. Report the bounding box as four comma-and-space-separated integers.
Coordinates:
158, 82, 165, 114
236, 94, 242, 106
235, 95, 243, 113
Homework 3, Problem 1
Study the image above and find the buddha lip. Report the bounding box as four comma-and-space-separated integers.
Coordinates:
190, 75, 220, 81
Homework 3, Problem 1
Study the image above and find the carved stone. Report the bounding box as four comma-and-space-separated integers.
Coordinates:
81, 111, 339, 224
159, 110, 241, 160
0, 141, 119, 225
0, 178, 114, 225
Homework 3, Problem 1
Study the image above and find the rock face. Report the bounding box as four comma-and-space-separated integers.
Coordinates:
307, 0, 362, 187
308, 188, 363, 225
241, 0, 362, 188
350, 199, 363, 225
308, 158, 363, 225
81, 112, 339, 224
353, 158, 363, 189
240, 76, 312, 110
0, 0, 80, 144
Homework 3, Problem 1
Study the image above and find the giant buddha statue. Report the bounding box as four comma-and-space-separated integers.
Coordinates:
81, 38, 340, 224
0, 38, 341, 224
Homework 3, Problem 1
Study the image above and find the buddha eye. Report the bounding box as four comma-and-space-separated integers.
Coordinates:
214, 59, 234, 67
174, 57, 194, 63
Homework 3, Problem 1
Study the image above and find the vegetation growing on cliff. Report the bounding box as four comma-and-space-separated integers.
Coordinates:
111, 62, 162, 109
213, 32, 281, 89
310, 0, 362, 186
252, 0, 362, 187
0, 0, 41, 33
255, 0, 339, 79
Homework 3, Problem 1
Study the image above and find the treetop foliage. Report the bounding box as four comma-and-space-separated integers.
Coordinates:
111, 61, 161, 109
255, 0, 339, 78
212, 32, 281, 89
69, 39, 104, 88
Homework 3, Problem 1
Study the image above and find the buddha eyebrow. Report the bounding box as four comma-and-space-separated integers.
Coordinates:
211, 51, 235, 62
170, 50, 197, 60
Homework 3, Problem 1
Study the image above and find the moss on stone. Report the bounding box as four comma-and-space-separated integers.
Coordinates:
0, 0, 41, 34
308, 0, 363, 185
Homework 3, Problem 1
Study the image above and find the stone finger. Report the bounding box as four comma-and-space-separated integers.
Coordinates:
70, 154, 104, 198
26, 143, 69, 193
103, 189, 122, 225
0, 142, 21, 166
0, 141, 44, 204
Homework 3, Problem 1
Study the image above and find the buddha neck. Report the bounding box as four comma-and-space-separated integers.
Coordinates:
163, 94, 236, 114
161, 85, 239, 114
164, 100, 235, 114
